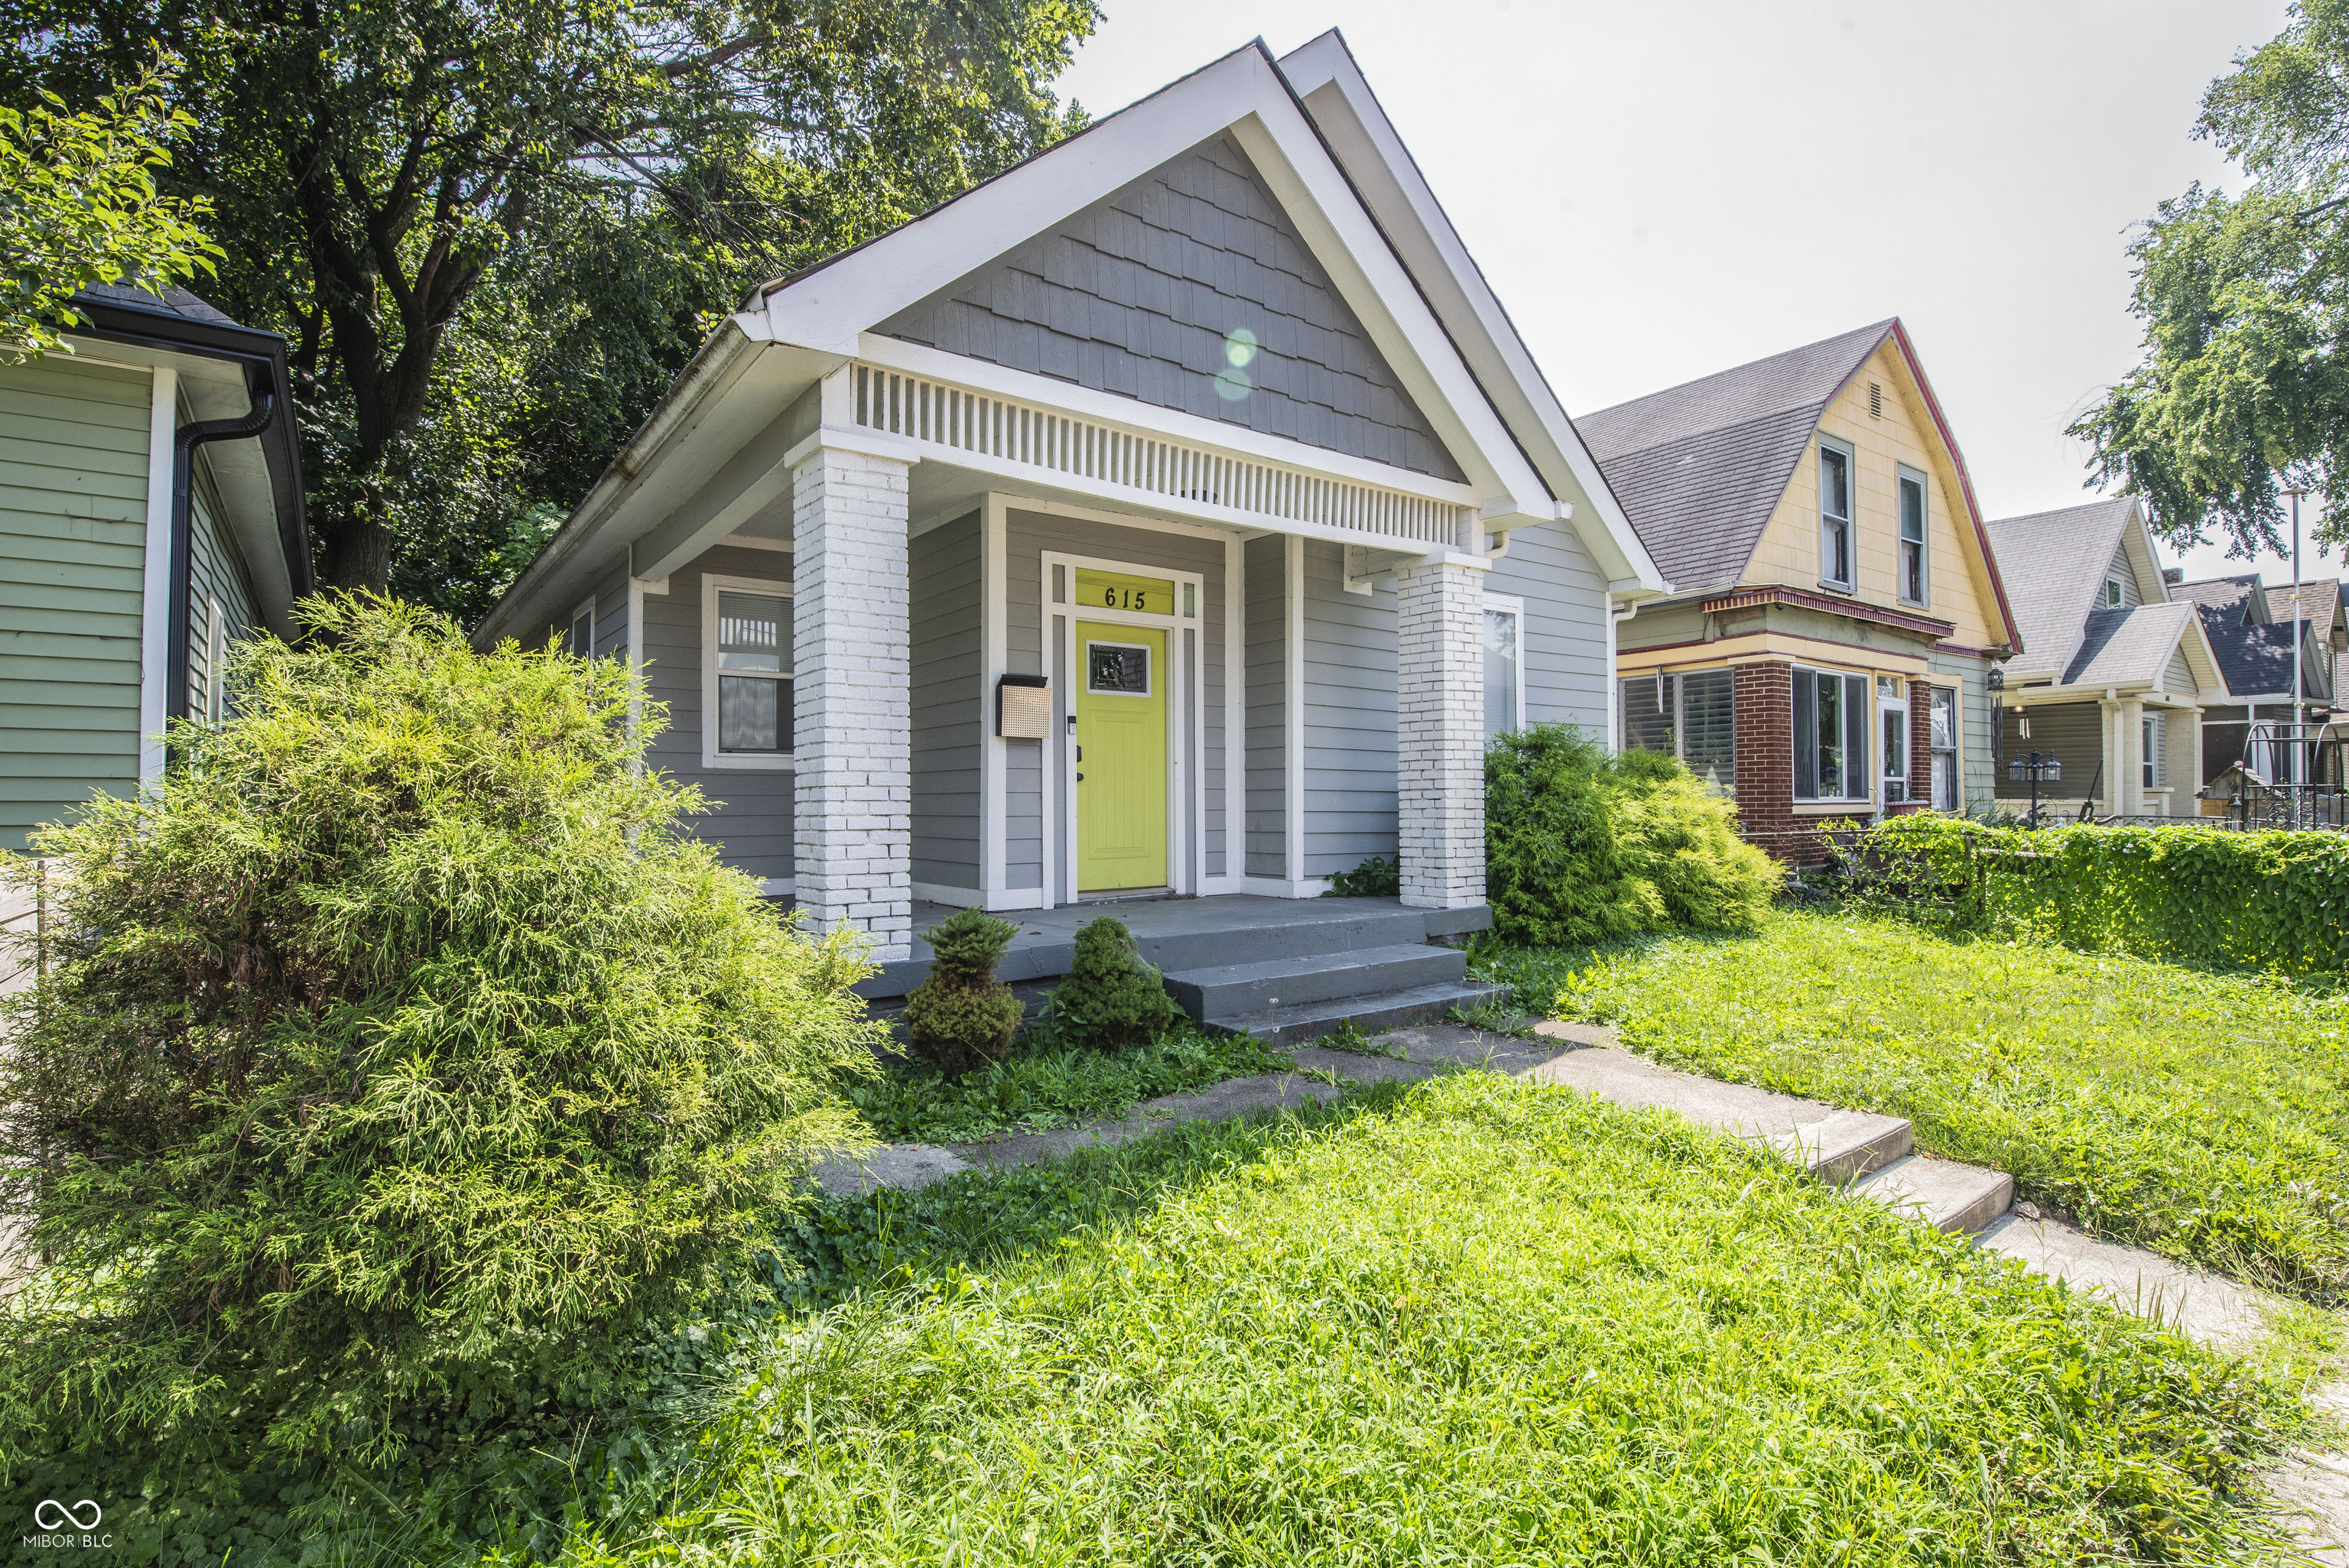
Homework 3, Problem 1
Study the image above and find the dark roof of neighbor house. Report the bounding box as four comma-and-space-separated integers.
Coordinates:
1980, 496, 2144, 680
2173, 573, 2298, 699
74, 280, 242, 327
2061, 600, 2198, 687
1574, 320, 1897, 597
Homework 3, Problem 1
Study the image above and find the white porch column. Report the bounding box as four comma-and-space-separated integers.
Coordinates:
1395, 554, 1487, 909
2117, 696, 2145, 816
791, 441, 914, 961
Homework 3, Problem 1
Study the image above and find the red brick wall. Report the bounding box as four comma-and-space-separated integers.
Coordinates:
1733, 661, 1795, 845
1908, 678, 1936, 809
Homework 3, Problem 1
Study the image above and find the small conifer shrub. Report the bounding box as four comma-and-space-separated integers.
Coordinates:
1045, 915, 1181, 1050
900, 907, 1025, 1075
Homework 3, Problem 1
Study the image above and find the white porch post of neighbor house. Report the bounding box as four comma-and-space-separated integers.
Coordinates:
1395, 554, 1488, 908
790, 437, 915, 961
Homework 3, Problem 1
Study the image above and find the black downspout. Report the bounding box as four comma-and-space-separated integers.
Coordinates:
165, 360, 281, 728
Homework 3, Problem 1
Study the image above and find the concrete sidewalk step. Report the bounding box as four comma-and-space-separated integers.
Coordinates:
1205, 980, 1509, 1046
1164, 943, 1467, 1017
1762, 1109, 1914, 1184
1853, 1154, 2016, 1235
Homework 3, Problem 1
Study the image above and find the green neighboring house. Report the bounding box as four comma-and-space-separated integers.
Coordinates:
1, 284, 310, 853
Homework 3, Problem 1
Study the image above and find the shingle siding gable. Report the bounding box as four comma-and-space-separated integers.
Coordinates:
879, 133, 1467, 484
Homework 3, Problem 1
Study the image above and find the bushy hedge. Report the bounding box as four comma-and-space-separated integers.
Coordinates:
1485, 726, 1782, 945
1865, 813, 2349, 974
0, 594, 885, 1476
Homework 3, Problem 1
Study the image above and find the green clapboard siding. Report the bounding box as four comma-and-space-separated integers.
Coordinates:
187, 466, 261, 722
0, 357, 151, 852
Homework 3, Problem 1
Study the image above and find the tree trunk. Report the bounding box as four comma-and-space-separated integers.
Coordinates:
318, 511, 393, 594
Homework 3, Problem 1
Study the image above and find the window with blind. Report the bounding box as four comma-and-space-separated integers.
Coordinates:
1930, 687, 1959, 810
1792, 667, 1869, 800
715, 589, 791, 754
1618, 670, 1737, 793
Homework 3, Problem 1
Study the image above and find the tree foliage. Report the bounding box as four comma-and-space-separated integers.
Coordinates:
0, 593, 884, 1463
2071, 0, 2349, 561
0, 0, 1099, 616
0, 63, 219, 360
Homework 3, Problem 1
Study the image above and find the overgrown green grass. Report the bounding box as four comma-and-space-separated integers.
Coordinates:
846, 1024, 1292, 1143
1487, 909, 2349, 1301
544, 1073, 2300, 1565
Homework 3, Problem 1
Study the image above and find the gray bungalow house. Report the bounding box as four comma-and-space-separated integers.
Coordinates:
2170, 572, 2346, 790
1, 284, 310, 855
476, 35, 1661, 1024
1983, 498, 2225, 820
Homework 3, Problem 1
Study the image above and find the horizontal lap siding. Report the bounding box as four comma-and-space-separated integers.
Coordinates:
187, 463, 261, 719
1995, 700, 2103, 800
0, 359, 151, 852
911, 514, 982, 892
1485, 519, 1612, 733
1301, 540, 1396, 875
1245, 533, 1288, 878
1007, 509, 1226, 892
645, 544, 794, 882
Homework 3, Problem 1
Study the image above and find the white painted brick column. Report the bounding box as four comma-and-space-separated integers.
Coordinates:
791, 443, 913, 961
1395, 554, 1487, 909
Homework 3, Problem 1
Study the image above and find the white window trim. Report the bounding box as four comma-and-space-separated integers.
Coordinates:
1483, 591, 1525, 739
570, 596, 596, 657
1896, 463, 1929, 609
2143, 713, 2167, 790
1879, 679, 1909, 802
701, 571, 794, 772
2103, 577, 2126, 609
1818, 436, 1857, 592
1792, 664, 1872, 804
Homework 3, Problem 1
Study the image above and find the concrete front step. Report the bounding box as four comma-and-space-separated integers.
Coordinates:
1204, 980, 1512, 1045
1761, 1109, 1912, 1185
1163, 943, 1467, 1018
1853, 1155, 2016, 1235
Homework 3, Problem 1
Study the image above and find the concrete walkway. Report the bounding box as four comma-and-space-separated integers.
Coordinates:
814, 1018, 2346, 1560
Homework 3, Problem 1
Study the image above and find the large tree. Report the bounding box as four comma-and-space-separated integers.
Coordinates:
2, 0, 1098, 613
2073, 0, 2349, 563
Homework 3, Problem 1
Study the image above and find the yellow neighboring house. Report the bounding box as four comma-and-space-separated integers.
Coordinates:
1577, 320, 2021, 851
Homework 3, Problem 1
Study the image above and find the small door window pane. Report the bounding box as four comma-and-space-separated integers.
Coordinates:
1483, 609, 1519, 736
717, 592, 788, 674
1087, 641, 1151, 695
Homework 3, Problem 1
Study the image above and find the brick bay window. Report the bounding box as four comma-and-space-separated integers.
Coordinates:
1792, 666, 1869, 802
1620, 668, 1737, 793
1818, 437, 1855, 592
705, 578, 793, 767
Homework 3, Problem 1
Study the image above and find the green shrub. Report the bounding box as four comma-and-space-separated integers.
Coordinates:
900, 907, 1025, 1075
1322, 854, 1400, 898
1038, 915, 1181, 1050
0, 592, 884, 1468
1864, 813, 2349, 974
1485, 725, 1779, 945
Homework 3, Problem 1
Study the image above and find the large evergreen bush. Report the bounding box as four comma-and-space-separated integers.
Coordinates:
1485, 726, 1780, 945
0, 593, 883, 1464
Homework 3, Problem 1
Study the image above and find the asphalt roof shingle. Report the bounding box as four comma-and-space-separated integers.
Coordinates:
74, 281, 241, 326
2174, 573, 2298, 699
1978, 497, 2140, 680
2061, 602, 2193, 687
1575, 320, 1896, 596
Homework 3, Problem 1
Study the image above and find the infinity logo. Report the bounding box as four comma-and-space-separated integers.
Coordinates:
34, 1499, 101, 1531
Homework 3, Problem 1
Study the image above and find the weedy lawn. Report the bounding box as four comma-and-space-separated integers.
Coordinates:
846, 1024, 1292, 1143
1478, 909, 2349, 1300
545, 1072, 2300, 1566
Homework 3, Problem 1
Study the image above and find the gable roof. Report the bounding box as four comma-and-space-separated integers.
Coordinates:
1575, 321, 1895, 597
479, 35, 1664, 646
2266, 581, 2338, 649
2061, 601, 2199, 687
1982, 497, 2156, 680
2174, 573, 2298, 699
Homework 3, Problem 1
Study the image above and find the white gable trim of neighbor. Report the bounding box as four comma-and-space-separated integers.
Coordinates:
480, 36, 1664, 648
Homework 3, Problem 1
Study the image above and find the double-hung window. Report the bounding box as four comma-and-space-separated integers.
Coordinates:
1896, 466, 1928, 605
1619, 669, 1737, 792
2143, 714, 2167, 790
703, 575, 793, 768
1483, 595, 1524, 739
1929, 687, 1959, 810
1818, 439, 1855, 591
1792, 667, 1869, 801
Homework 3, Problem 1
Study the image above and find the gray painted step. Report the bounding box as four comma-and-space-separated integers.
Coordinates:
1163, 943, 1467, 1018
1853, 1155, 2015, 1235
1205, 981, 1512, 1046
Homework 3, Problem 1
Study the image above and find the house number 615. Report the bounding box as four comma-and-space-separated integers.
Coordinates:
1101, 587, 1150, 611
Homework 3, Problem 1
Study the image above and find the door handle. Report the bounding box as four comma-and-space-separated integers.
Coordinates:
1076, 772, 1085, 782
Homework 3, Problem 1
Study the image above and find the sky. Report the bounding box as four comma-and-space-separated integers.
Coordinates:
1053, 0, 2332, 587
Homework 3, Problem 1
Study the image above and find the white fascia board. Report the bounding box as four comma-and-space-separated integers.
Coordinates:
1278, 35, 1664, 593
857, 334, 1480, 505
758, 43, 1546, 516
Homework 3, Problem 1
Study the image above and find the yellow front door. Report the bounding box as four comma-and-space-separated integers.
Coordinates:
1076, 621, 1168, 891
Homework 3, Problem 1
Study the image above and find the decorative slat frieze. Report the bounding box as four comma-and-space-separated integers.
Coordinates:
850, 364, 1470, 548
